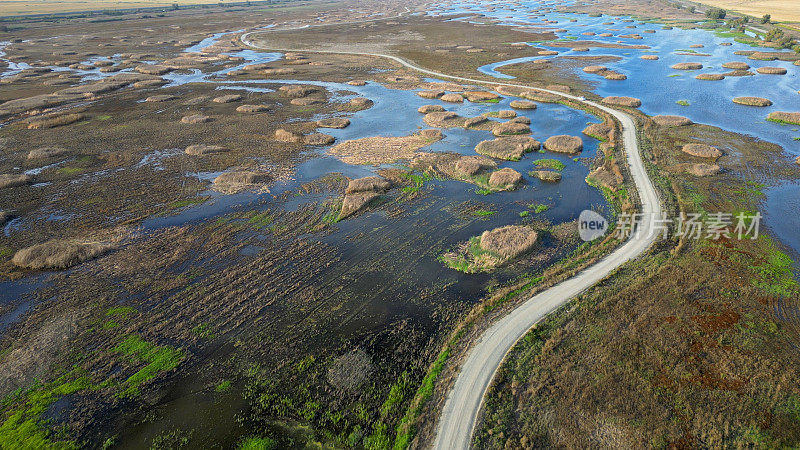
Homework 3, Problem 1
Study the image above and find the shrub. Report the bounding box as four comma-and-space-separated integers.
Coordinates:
706, 7, 726, 19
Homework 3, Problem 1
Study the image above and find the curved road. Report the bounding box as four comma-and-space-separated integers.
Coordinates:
241, 31, 663, 449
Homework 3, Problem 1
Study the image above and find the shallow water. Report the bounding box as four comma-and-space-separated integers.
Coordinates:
430, 0, 800, 258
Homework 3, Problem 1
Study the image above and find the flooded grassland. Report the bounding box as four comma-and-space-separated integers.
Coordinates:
0, 4, 628, 448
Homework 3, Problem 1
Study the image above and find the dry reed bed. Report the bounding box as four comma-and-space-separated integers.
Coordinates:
544, 135, 583, 154
732, 97, 772, 107
652, 115, 693, 127
26, 113, 85, 129
682, 143, 723, 158
13, 239, 116, 270
328, 130, 443, 165
475, 136, 540, 161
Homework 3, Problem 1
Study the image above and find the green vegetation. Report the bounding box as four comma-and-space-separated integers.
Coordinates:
532, 158, 566, 171
57, 167, 85, 175
519, 211, 529, 217
676, 100, 690, 106
248, 211, 275, 230
238, 437, 277, 450
750, 239, 800, 298
474, 99, 800, 448
393, 348, 451, 449
215, 380, 232, 392
474, 188, 493, 195
167, 196, 209, 210
400, 172, 432, 195
768, 117, 800, 126
439, 236, 500, 273
191, 323, 215, 339
0, 375, 92, 449
106, 306, 136, 317
113, 335, 184, 398
705, 7, 726, 19
528, 204, 550, 214
471, 209, 495, 217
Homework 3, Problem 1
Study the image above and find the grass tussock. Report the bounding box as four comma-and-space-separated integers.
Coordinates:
12, 239, 116, 270
26, 113, 85, 129
440, 225, 538, 273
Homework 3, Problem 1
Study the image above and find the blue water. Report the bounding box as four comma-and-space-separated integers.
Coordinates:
428, 0, 800, 259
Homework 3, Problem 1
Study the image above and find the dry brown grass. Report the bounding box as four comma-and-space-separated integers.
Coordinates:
278, 85, 318, 98
682, 143, 724, 158
327, 350, 374, 393
213, 170, 272, 194
454, 156, 497, 176
135, 65, 172, 76
0, 174, 32, 189
27, 147, 68, 160
604, 71, 627, 80
212, 94, 243, 104
417, 90, 444, 99
602, 96, 641, 107
723, 62, 750, 70
275, 129, 302, 143
544, 135, 583, 154
181, 114, 212, 124
441, 93, 464, 103
757, 66, 788, 75
339, 192, 379, 219
423, 111, 462, 128
237, 104, 270, 113
509, 100, 536, 110
345, 176, 391, 194
418, 105, 445, 114
652, 115, 694, 127
144, 95, 176, 103
328, 130, 443, 165
488, 168, 523, 190
347, 97, 373, 110
303, 133, 335, 146
492, 121, 531, 137
317, 117, 350, 129
479, 225, 539, 259
530, 170, 562, 182
475, 136, 539, 161
582, 65, 608, 73
694, 0, 800, 22
672, 62, 704, 70
733, 97, 773, 107
582, 122, 614, 139
184, 144, 227, 156
464, 91, 501, 102
26, 113, 84, 129
0, 0, 229, 16
12, 239, 116, 270
684, 163, 722, 177
696, 73, 726, 80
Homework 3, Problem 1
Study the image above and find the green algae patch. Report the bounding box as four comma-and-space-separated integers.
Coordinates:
113, 335, 184, 398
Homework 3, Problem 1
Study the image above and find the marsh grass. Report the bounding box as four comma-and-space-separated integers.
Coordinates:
26, 113, 85, 129
532, 158, 566, 171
